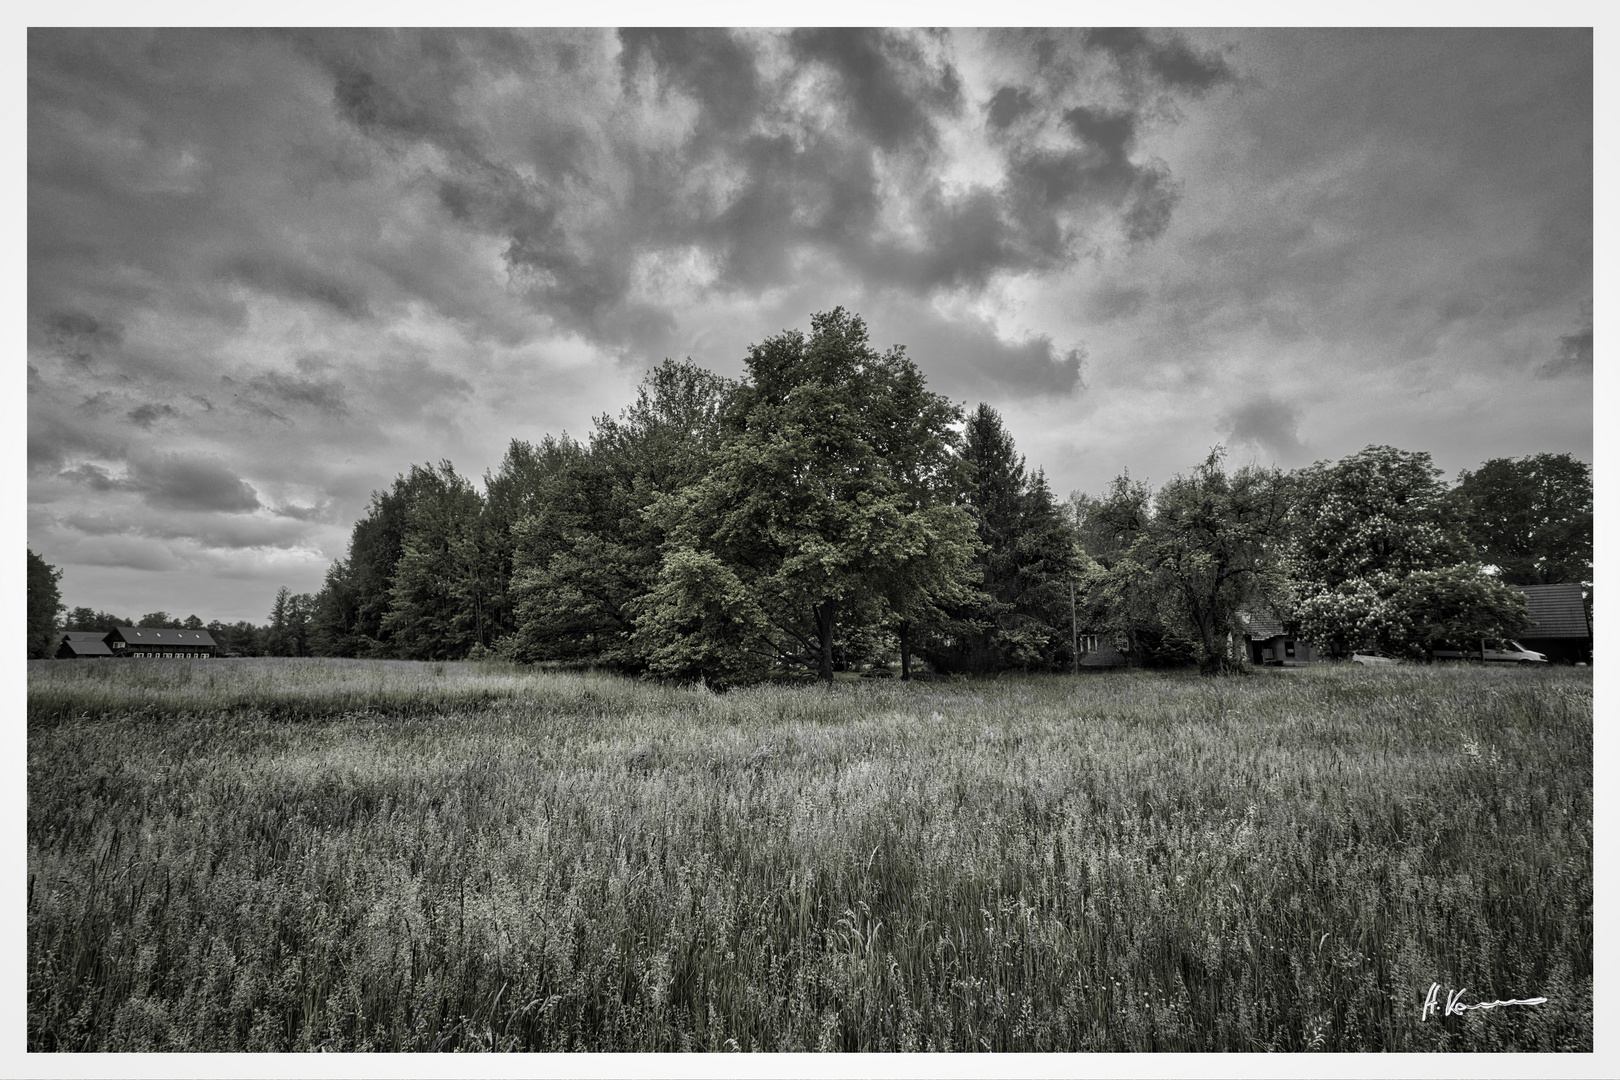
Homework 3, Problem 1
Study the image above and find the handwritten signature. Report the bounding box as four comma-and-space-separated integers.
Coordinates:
1422, 982, 1547, 1020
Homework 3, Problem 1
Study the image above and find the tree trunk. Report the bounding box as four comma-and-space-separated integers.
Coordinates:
899, 621, 911, 681
816, 600, 838, 684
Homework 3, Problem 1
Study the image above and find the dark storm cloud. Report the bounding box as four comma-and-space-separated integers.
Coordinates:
886, 304, 1085, 397
42, 309, 124, 367
1081, 28, 1234, 93
59, 454, 263, 513
227, 255, 371, 318
45, 310, 123, 348
136, 456, 262, 513
618, 28, 763, 137
292, 28, 1209, 365
787, 28, 962, 152
127, 403, 179, 427
244, 370, 349, 416
58, 507, 311, 553
985, 85, 1035, 131
59, 462, 124, 492
1086, 281, 1149, 322
1218, 395, 1306, 461
1536, 327, 1592, 379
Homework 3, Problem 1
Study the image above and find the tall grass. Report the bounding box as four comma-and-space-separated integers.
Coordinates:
27, 659, 1591, 1051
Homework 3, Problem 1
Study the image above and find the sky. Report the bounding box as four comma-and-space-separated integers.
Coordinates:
25, 26, 1594, 625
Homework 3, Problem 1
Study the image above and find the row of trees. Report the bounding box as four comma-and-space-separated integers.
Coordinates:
1069, 443, 1590, 672
297, 310, 1089, 681
289, 308, 1588, 680
29, 308, 1591, 675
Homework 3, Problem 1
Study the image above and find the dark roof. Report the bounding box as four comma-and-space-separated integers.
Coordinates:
1239, 607, 1286, 639
58, 631, 110, 642
58, 638, 114, 657
110, 626, 218, 647
1514, 584, 1590, 639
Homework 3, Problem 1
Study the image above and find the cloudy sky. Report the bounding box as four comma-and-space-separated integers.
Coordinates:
27, 27, 1592, 625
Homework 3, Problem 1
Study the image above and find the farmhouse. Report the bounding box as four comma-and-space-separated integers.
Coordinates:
1239, 607, 1320, 667
1513, 583, 1591, 664
54, 627, 219, 659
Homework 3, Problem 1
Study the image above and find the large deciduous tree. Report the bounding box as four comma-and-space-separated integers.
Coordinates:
1451, 452, 1592, 586
641, 308, 978, 684
1287, 445, 1527, 658
27, 549, 63, 659
507, 360, 736, 668
382, 461, 493, 660
1129, 450, 1292, 674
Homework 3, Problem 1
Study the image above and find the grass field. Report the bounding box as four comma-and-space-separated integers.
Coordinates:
27, 658, 1592, 1052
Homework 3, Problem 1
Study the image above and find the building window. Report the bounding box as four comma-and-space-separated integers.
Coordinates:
1285, 641, 1296, 659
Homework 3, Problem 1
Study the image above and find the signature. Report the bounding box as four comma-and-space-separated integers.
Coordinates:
1422, 982, 1547, 1020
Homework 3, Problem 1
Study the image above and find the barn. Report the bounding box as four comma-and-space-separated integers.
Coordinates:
1513, 583, 1591, 664
54, 631, 114, 659
53, 627, 220, 658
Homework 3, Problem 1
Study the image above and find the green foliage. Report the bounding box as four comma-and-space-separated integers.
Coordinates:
1452, 453, 1591, 587
27, 549, 63, 659
922, 406, 1081, 675
28, 660, 1593, 1051
314, 466, 449, 658
64, 607, 132, 634
645, 309, 978, 683
1141, 450, 1291, 673
1288, 446, 1520, 658
1073, 452, 1288, 672
266, 587, 318, 658
508, 361, 736, 670
1395, 566, 1531, 656
382, 462, 493, 660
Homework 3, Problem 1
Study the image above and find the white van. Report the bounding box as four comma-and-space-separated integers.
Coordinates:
1432, 640, 1549, 664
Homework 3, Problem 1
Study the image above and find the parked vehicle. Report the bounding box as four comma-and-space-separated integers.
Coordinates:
1350, 653, 1401, 665
1431, 640, 1549, 664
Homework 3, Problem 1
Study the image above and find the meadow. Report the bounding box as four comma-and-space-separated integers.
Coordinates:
27, 657, 1592, 1052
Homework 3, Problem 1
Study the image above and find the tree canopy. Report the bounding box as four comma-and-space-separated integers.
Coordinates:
1452, 452, 1591, 586
151, 309, 1583, 681
642, 308, 978, 684
27, 549, 63, 659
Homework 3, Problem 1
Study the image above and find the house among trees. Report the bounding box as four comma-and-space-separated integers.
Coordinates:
1076, 632, 1132, 668
1513, 583, 1592, 664
1239, 607, 1321, 667
54, 626, 219, 659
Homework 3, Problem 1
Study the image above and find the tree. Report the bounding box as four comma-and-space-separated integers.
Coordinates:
508, 361, 737, 669
266, 588, 293, 655
1452, 453, 1592, 586
920, 405, 1082, 676
137, 612, 179, 629
64, 607, 131, 633
27, 549, 63, 658
1141, 450, 1292, 673
207, 619, 268, 657
640, 308, 978, 684
1286, 445, 1523, 659
382, 461, 492, 660
1071, 474, 1190, 667
1396, 565, 1531, 656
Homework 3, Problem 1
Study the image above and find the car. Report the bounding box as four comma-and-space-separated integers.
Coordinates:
1350, 653, 1401, 665
1431, 640, 1549, 664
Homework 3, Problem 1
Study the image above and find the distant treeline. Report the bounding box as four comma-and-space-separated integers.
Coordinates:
52, 607, 285, 658
29, 309, 1591, 677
